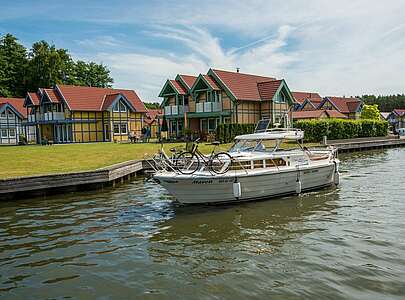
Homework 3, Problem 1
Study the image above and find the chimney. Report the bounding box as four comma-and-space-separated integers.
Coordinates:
236, 67, 240, 73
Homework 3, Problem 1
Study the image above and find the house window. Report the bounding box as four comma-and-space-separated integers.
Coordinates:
9, 128, 16, 137
113, 123, 128, 135
1, 129, 7, 138
0, 112, 6, 118
113, 123, 120, 134
275, 91, 287, 103
120, 123, 128, 134
119, 102, 127, 112
113, 101, 127, 112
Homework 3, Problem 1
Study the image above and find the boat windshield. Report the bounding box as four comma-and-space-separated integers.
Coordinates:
229, 139, 280, 153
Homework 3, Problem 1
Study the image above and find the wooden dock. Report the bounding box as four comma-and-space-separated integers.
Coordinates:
327, 137, 405, 152
0, 160, 152, 200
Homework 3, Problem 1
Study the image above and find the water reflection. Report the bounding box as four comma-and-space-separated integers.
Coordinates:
0, 149, 404, 299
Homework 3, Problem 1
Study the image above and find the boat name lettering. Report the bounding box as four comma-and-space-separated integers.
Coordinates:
192, 180, 213, 184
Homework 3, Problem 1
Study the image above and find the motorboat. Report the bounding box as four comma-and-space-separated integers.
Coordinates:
151, 127, 340, 204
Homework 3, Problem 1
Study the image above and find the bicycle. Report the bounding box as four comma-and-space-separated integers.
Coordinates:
175, 138, 233, 175
151, 142, 184, 172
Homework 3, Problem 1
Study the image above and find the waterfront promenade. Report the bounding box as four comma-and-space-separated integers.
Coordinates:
1, 137, 404, 200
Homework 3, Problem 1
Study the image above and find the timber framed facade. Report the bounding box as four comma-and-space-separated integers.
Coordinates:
23, 85, 147, 144
0, 98, 36, 145
159, 69, 296, 139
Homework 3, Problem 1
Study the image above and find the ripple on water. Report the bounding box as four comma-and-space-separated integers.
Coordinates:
0, 149, 405, 299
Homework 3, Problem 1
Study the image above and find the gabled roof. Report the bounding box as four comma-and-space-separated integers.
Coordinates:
210, 69, 275, 101
202, 75, 221, 90
43, 88, 62, 104
322, 96, 362, 113
392, 109, 405, 116
292, 109, 347, 120
257, 80, 283, 101
380, 112, 390, 120
0, 97, 27, 118
145, 108, 163, 125
56, 85, 147, 112
300, 98, 323, 110
26, 92, 41, 106
177, 74, 197, 90
292, 91, 322, 104
170, 80, 187, 95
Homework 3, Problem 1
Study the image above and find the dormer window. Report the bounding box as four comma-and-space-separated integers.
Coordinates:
113, 100, 127, 112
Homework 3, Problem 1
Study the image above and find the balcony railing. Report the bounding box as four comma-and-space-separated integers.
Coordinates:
164, 105, 188, 116
196, 102, 222, 113
26, 112, 65, 122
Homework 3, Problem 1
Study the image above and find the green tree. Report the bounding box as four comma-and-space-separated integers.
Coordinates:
361, 104, 381, 120
26, 40, 75, 91
71, 60, 113, 88
144, 102, 161, 109
0, 34, 28, 97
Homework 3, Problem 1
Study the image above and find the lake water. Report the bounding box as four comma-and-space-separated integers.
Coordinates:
1, 149, 405, 299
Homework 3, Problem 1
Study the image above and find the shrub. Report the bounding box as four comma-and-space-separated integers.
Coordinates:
295, 119, 388, 142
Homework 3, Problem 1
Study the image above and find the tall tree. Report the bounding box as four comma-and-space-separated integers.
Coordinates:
72, 60, 113, 88
361, 104, 380, 120
0, 34, 28, 97
26, 40, 74, 91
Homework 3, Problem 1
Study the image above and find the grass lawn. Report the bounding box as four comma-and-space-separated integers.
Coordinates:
1, 140, 320, 179
0, 142, 232, 179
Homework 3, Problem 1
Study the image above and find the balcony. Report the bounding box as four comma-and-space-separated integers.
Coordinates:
164, 105, 188, 116
196, 102, 222, 113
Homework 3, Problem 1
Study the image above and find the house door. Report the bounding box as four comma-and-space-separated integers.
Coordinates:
104, 124, 110, 141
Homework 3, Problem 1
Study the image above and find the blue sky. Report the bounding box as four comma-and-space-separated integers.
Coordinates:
1, 0, 405, 102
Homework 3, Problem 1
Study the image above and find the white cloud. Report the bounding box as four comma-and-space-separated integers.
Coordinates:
68, 0, 405, 101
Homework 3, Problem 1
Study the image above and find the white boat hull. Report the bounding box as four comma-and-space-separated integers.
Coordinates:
154, 162, 338, 204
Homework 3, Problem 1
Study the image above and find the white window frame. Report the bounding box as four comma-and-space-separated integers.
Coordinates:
0, 111, 6, 118
120, 123, 128, 134
113, 123, 120, 134
113, 102, 120, 112
119, 102, 127, 112
9, 128, 16, 137
113, 122, 128, 135
1, 129, 7, 138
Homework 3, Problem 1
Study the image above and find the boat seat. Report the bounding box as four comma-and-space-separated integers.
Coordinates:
309, 155, 329, 161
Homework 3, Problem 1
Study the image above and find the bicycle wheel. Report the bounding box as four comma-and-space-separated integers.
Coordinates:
176, 151, 200, 174
210, 152, 233, 174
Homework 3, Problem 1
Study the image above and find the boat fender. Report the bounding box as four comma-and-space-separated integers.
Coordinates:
333, 171, 340, 186
233, 182, 241, 198
333, 161, 340, 186
296, 180, 302, 194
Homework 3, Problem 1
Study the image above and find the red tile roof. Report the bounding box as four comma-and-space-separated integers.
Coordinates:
170, 80, 187, 95
292, 109, 347, 120
257, 80, 283, 101
323, 97, 362, 113
292, 91, 322, 104
0, 97, 27, 118
27, 92, 41, 106
56, 85, 147, 112
178, 75, 197, 90
211, 69, 275, 101
145, 109, 163, 125
43, 88, 62, 103
203, 75, 221, 90
101, 93, 121, 111
300, 98, 324, 110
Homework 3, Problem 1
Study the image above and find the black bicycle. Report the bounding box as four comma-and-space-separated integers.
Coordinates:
176, 138, 233, 174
